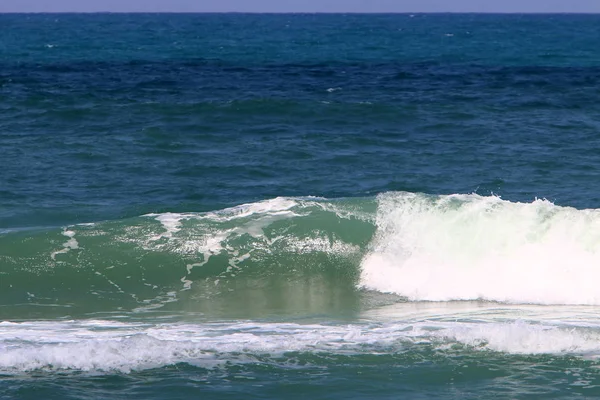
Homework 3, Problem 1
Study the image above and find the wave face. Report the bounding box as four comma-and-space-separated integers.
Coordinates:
0, 197, 375, 319
4, 192, 600, 319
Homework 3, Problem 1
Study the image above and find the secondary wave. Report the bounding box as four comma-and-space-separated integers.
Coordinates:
3, 305, 600, 374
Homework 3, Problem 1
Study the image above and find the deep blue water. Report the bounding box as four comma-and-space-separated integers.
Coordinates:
3, 13, 600, 399
2, 13, 600, 228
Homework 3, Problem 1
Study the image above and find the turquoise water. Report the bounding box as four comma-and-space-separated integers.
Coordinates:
3, 13, 600, 399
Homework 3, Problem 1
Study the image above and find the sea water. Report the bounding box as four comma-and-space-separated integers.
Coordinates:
2, 13, 600, 399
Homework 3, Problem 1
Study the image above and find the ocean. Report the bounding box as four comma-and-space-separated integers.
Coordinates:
2, 12, 600, 399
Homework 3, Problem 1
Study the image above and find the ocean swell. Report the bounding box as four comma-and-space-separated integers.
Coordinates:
3, 192, 600, 319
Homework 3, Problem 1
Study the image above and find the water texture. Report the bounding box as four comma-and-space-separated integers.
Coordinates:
2, 13, 600, 399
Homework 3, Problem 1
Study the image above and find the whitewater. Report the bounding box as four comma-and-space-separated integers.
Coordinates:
4, 192, 600, 377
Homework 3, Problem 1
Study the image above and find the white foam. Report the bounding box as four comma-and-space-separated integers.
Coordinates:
437, 321, 600, 354
154, 212, 185, 237
2, 316, 600, 373
360, 192, 600, 305
50, 229, 80, 260
200, 197, 301, 222
284, 235, 360, 256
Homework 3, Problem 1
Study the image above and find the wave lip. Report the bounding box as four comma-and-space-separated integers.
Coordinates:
360, 192, 600, 305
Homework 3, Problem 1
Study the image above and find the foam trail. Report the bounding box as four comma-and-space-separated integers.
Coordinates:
3, 316, 600, 373
360, 192, 600, 305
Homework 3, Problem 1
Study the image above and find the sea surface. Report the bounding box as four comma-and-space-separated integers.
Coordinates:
2, 13, 600, 399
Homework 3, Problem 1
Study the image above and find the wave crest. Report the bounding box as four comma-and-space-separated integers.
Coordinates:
361, 192, 600, 305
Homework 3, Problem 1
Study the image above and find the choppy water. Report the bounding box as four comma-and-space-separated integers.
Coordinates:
3, 13, 600, 399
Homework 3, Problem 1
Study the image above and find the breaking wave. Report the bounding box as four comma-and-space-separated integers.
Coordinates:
4, 191, 600, 319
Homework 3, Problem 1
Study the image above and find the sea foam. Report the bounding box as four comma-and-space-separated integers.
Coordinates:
2, 316, 600, 373
360, 192, 600, 305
